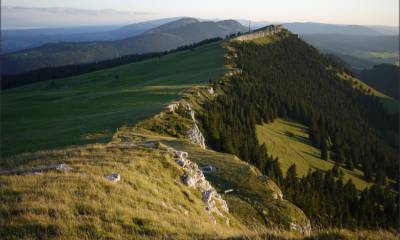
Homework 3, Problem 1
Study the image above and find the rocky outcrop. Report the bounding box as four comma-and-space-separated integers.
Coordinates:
235, 24, 283, 41
187, 123, 206, 149
165, 101, 206, 149
290, 222, 311, 235
185, 104, 206, 149
165, 102, 180, 112
169, 148, 229, 224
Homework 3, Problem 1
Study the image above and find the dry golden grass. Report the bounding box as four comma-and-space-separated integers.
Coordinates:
0, 138, 251, 239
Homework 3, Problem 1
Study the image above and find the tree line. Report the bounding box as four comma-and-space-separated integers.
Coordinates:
198, 32, 399, 228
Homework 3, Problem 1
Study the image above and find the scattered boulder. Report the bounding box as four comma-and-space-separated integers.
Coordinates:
56, 164, 72, 172
207, 87, 215, 95
175, 159, 186, 167
200, 165, 214, 173
105, 173, 121, 183
224, 189, 234, 194
181, 173, 196, 187
175, 151, 188, 159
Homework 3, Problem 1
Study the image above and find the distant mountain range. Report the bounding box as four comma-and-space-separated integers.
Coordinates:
2, 17, 399, 74
2, 18, 247, 74
301, 34, 399, 69
283, 22, 382, 35
1, 18, 181, 53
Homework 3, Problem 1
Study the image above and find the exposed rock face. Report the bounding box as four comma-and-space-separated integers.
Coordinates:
165, 101, 206, 149
185, 104, 206, 149
171, 148, 229, 224
290, 222, 311, 235
235, 24, 283, 41
187, 123, 206, 149
165, 102, 180, 112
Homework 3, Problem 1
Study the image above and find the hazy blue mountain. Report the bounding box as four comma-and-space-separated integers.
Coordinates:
367, 25, 399, 35
283, 22, 381, 35
1, 6, 152, 28
235, 20, 398, 36
301, 34, 399, 52
2, 18, 246, 74
1, 18, 179, 53
301, 34, 399, 69
332, 54, 377, 70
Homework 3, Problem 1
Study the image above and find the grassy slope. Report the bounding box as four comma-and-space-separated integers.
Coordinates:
2, 126, 396, 239
1, 42, 227, 157
256, 118, 370, 190
0, 134, 247, 240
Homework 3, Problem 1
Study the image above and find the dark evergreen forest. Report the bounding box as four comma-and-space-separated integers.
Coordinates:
199, 32, 399, 228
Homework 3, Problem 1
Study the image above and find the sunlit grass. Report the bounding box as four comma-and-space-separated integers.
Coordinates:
256, 118, 371, 190
1, 42, 227, 157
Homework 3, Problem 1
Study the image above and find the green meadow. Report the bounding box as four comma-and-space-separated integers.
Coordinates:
256, 118, 371, 190
1, 42, 227, 157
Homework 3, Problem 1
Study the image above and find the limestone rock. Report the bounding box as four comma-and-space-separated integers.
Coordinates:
105, 173, 121, 183
224, 189, 234, 194
200, 165, 214, 173
187, 123, 206, 149
165, 146, 230, 224
55, 164, 72, 172
290, 222, 311, 235
235, 24, 283, 41
165, 102, 180, 112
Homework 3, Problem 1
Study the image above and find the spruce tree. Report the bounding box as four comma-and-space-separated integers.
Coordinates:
332, 162, 340, 177
321, 139, 328, 160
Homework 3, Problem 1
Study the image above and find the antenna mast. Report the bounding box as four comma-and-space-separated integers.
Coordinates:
248, 20, 251, 33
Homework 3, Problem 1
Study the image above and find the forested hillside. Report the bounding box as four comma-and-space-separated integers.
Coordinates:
359, 64, 400, 101
199, 30, 399, 228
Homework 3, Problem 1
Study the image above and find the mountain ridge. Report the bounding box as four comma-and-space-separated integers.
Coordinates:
2, 18, 247, 75
0, 25, 398, 239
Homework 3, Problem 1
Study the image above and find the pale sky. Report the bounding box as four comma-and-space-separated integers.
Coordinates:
2, 0, 399, 26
